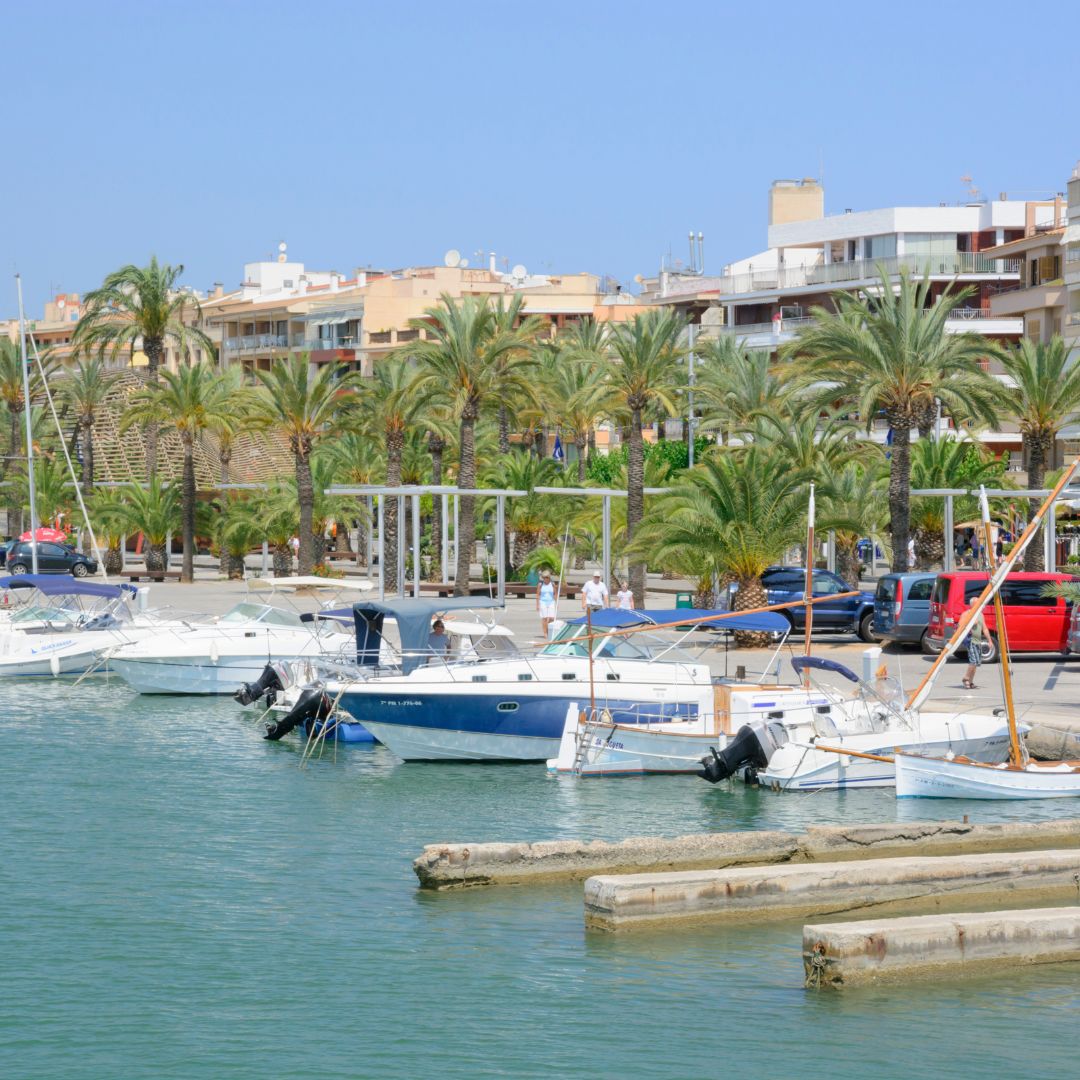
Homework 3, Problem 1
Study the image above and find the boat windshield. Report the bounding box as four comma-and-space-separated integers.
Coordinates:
219, 603, 304, 628
540, 622, 654, 660
9, 604, 80, 629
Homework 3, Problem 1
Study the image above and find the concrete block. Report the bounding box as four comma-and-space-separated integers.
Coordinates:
584, 849, 1080, 930
804, 906, 1080, 987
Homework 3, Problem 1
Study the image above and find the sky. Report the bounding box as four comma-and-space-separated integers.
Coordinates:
2, 0, 1075, 315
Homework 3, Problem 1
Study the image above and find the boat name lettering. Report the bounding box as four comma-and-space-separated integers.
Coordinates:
380, 699, 422, 707
594, 737, 623, 749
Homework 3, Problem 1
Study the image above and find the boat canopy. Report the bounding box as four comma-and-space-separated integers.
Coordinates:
348, 597, 504, 675
565, 608, 788, 634
790, 656, 860, 683
0, 574, 127, 599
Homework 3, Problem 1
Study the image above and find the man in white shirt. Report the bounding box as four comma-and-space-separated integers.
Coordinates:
581, 571, 609, 611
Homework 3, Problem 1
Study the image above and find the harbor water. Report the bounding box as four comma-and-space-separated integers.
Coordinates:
4, 680, 1079, 1079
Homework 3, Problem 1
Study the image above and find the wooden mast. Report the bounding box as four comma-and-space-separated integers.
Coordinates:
979, 486, 1023, 766
803, 483, 815, 689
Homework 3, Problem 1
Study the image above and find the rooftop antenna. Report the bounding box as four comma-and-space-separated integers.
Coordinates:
960, 174, 981, 202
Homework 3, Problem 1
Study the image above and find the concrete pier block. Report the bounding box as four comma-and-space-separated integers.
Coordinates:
804, 907, 1080, 987
584, 849, 1080, 930
414, 818, 1080, 891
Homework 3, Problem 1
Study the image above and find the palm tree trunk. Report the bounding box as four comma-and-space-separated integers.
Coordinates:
627, 405, 646, 607
836, 538, 862, 590
498, 406, 510, 455
429, 436, 444, 581
181, 437, 196, 583
295, 440, 315, 575
916, 401, 936, 440
455, 412, 477, 596
1024, 431, 1052, 571
7, 408, 21, 536
887, 413, 912, 573
272, 543, 292, 577
144, 337, 164, 479
81, 419, 95, 491
733, 575, 771, 647
220, 445, 232, 487
384, 429, 403, 593
576, 437, 587, 483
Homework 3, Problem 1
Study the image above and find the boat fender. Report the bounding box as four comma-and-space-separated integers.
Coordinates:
264, 687, 332, 742
697, 720, 788, 784
233, 662, 285, 707
209, 641, 220, 665
50, 655, 60, 678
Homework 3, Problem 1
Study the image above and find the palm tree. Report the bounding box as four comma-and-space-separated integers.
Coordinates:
488, 295, 544, 453
87, 487, 130, 574
114, 479, 181, 572
818, 461, 890, 588
787, 268, 1001, 572
73, 258, 214, 477
409, 294, 540, 595
634, 447, 808, 645
749, 405, 869, 478
248, 355, 358, 575
216, 495, 264, 579
61, 356, 119, 492
355, 357, 427, 592
908, 437, 1008, 569
319, 432, 385, 565
17, 455, 74, 531
204, 365, 256, 486
997, 337, 1080, 570
122, 362, 237, 582
603, 309, 686, 606
695, 338, 790, 442
480, 448, 562, 571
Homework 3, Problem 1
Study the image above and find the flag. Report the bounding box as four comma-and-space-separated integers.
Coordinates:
552, 434, 564, 462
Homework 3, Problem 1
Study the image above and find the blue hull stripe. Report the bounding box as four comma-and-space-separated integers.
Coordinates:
339, 692, 697, 741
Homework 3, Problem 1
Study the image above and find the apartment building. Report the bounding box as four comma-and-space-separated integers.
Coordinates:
1066, 162, 1080, 358
646, 180, 1067, 467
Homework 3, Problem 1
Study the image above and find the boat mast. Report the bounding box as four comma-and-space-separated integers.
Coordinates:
802, 484, 815, 688
15, 275, 39, 575
979, 486, 1022, 765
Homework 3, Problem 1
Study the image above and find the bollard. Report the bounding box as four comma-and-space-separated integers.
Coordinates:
861, 646, 882, 684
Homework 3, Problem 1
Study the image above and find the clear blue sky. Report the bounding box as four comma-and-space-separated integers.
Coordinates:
3, 0, 1073, 315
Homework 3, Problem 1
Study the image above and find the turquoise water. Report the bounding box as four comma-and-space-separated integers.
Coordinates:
4, 681, 1079, 1079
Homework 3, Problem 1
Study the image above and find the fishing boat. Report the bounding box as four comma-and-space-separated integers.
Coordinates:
333, 602, 772, 762
107, 577, 367, 695
895, 477, 1080, 800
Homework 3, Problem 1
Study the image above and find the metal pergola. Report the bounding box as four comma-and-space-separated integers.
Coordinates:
326, 485, 526, 602
912, 487, 1080, 572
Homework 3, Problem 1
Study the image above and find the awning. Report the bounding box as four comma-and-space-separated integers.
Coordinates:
0, 574, 126, 598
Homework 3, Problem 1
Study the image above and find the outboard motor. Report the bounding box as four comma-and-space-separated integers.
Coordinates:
697, 720, 788, 784
234, 662, 284, 707
263, 687, 333, 742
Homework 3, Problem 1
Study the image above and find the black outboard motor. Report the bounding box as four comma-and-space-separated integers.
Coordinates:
697, 720, 788, 784
263, 687, 333, 741
234, 662, 284, 707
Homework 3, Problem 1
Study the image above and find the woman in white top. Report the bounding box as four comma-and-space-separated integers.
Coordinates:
536, 569, 558, 637
615, 581, 634, 611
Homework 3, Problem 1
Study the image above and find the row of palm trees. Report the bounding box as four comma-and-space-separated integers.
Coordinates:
7, 258, 1080, 606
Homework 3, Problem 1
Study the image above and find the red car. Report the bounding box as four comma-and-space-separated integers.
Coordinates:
925, 571, 1077, 661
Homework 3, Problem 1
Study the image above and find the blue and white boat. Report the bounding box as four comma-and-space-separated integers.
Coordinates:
334, 603, 789, 762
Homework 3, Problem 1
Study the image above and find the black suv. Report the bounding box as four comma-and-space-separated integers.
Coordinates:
6, 541, 98, 577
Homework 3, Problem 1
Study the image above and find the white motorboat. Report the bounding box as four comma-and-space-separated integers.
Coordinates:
107, 577, 369, 695
895, 753, 1080, 799
336, 603, 789, 762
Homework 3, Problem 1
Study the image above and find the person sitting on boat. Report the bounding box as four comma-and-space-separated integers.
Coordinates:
427, 619, 450, 661
536, 570, 558, 637
963, 598, 987, 690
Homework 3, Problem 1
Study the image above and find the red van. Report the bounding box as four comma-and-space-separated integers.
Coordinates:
925, 571, 1077, 661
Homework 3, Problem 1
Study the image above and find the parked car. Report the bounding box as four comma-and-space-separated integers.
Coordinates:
0, 539, 16, 567
759, 566, 877, 642
5, 541, 98, 578
874, 572, 937, 650
925, 570, 1077, 662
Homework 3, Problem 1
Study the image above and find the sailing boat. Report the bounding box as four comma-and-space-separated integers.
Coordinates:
895, 468, 1080, 799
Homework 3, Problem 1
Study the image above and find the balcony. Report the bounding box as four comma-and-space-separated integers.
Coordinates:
223, 334, 288, 353
707, 252, 1022, 299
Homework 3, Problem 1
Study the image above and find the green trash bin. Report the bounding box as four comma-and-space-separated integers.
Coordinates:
675, 591, 694, 629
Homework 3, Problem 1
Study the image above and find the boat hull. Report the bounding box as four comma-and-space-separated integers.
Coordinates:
548, 714, 718, 776
895, 752, 1080, 800
109, 657, 287, 695
760, 717, 1016, 791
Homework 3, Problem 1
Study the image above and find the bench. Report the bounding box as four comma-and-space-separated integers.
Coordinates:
122, 570, 184, 583
412, 581, 581, 600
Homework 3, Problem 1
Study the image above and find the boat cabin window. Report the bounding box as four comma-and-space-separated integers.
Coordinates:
541, 623, 652, 660
219, 603, 303, 628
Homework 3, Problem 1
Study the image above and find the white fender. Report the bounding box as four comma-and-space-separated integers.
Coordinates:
209, 641, 220, 665
50, 654, 60, 677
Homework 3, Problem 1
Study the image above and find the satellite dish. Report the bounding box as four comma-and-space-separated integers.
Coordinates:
459, 258, 469, 268
278, 242, 287, 253
56, 298, 66, 309
444, 249, 462, 268
511, 264, 527, 280
633, 274, 644, 285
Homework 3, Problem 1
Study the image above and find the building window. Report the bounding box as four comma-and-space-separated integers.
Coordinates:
864, 235, 896, 260
904, 233, 958, 272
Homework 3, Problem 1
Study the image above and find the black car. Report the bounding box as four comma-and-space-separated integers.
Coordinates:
6, 541, 98, 577
0, 539, 16, 567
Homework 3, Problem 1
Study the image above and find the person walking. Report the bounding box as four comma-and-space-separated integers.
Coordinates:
962, 598, 988, 689
536, 569, 558, 637
581, 571, 608, 612
615, 580, 634, 611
